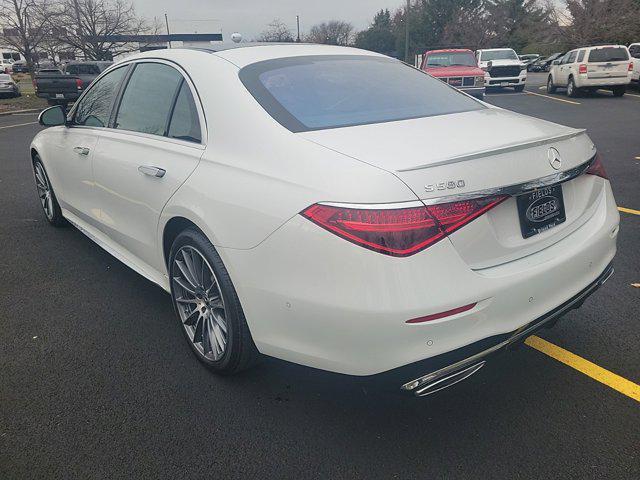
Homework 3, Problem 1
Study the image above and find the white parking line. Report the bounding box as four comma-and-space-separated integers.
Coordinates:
625, 92, 640, 99
0, 121, 38, 130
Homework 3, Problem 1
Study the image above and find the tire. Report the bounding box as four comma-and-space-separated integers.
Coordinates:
612, 86, 625, 97
547, 76, 557, 93
567, 77, 579, 97
33, 155, 66, 227
169, 228, 260, 374
514, 84, 525, 92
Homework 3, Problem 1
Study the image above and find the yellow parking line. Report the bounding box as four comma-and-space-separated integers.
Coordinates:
525, 335, 640, 402
524, 91, 580, 105
618, 206, 640, 215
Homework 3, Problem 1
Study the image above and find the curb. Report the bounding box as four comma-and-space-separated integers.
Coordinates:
0, 108, 40, 116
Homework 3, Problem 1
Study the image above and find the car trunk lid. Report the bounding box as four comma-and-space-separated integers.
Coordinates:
586, 46, 630, 79
299, 108, 600, 268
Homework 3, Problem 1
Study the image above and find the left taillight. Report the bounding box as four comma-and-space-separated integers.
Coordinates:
76, 78, 83, 89
301, 196, 507, 257
629, 62, 634, 72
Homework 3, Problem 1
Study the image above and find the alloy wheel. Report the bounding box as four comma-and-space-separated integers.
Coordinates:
34, 162, 54, 221
172, 246, 228, 361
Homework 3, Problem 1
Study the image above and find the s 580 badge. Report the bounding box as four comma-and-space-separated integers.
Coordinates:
425, 180, 466, 193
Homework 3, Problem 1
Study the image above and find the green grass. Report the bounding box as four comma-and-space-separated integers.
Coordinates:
0, 94, 47, 113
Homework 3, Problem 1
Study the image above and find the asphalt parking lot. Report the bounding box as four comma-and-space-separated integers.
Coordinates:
1, 72, 638, 479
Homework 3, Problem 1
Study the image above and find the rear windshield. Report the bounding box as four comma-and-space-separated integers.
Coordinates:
588, 47, 629, 62
66, 64, 101, 75
239, 55, 483, 132
481, 50, 518, 61
425, 52, 477, 67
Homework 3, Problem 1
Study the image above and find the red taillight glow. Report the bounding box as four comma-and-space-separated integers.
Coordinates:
301, 195, 507, 257
578, 64, 587, 74
76, 78, 83, 89
406, 302, 477, 323
586, 154, 608, 179
629, 62, 634, 72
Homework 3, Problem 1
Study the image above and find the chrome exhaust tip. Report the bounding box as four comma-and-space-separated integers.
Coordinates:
402, 361, 486, 397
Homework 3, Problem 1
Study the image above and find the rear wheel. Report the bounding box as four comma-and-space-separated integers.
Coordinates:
169, 228, 260, 374
547, 76, 557, 93
33, 156, 66, 227
567, 77, 579, 97
612, 86, 625, 97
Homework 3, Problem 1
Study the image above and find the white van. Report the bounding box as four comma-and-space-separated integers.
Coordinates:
628, 43, 640, 84
547, 45, 632, 97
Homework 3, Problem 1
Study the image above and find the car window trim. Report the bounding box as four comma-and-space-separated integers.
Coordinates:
109, 59, 206, 145
163, 78, 185, 137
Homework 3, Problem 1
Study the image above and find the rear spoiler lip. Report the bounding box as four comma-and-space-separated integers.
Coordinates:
397, 129, 587, 172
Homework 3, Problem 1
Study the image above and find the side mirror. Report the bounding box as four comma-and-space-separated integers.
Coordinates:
552, 60, 561, 65
38, 105, 67, 127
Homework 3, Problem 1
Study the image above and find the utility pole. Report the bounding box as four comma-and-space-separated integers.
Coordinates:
165, 13, 172, 48
296, 15, 301, 43
404, 0, 410, 63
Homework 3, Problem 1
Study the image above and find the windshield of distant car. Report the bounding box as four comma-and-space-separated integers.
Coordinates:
425, 52, 477, 67
588, 47, 629, 62
239, 55, 484, 132
481, 50, 518, 61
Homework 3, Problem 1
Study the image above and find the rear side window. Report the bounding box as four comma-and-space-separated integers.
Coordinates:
576, 50, 585, 62
115, 63, 183, 136
167, 81, 202, 143
74, 66, 127, 127
588, 47, 629, 62
567, 51, 577, 63
239, 55, 483, 132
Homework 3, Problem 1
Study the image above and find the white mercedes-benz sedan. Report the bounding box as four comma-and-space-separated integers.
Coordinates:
32, 44, 618, 396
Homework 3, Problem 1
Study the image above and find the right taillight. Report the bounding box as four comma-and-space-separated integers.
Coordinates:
579, 64, 587, 74
629, 62, 634, 72
301, 195, 507, 257
586, 154, 608, 179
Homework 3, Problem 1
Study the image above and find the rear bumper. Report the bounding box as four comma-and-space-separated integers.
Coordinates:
577, 76, 631, 88
397, 262, 613, 396
221, 181, 619, 376
36, 92, 80, 101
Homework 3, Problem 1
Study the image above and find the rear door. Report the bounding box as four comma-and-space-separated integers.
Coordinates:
91, 61, 204, 269
555, 51, 574, 85
586, 46, 630, 79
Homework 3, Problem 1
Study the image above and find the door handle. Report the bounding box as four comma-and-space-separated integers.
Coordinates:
138, 165, 166, 178
73, 146, 90, 156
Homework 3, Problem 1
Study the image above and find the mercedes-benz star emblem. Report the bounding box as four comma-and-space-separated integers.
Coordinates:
548, 147, 562, 170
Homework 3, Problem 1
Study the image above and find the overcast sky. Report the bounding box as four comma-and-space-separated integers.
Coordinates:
133, 0, 406, 40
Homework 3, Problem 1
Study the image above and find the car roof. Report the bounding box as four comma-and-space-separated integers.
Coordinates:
124, 44, 384, 69
478, 48, 515, 52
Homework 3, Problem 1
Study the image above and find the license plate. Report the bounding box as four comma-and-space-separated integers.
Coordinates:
500, 82, 510, 86
516, 184, 566, 238
55, 93, 64, 99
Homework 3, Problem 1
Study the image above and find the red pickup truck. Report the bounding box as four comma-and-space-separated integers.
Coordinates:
420, 49, 486, 98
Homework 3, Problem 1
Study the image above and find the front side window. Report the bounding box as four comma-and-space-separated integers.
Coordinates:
74, 66, 127, 127
115, 63, 183, 136
588, 47, 629, 62
239, 55, 484, 132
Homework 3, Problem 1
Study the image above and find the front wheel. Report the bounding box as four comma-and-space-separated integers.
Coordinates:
169, 228, 260, 374
33, 156, 66, 227
547, 76, 557, 93
612, 86, 625, 97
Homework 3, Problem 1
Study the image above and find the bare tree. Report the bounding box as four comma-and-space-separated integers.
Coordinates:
255, 18, 294, 42
0, 0, 57, 76
305, 20, 355, 46
56, 0, 149, 60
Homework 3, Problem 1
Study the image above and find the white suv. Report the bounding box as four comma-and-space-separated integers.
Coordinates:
629, 43, 640, 85
476, 48, 526, 91
547, 45, 632, 97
